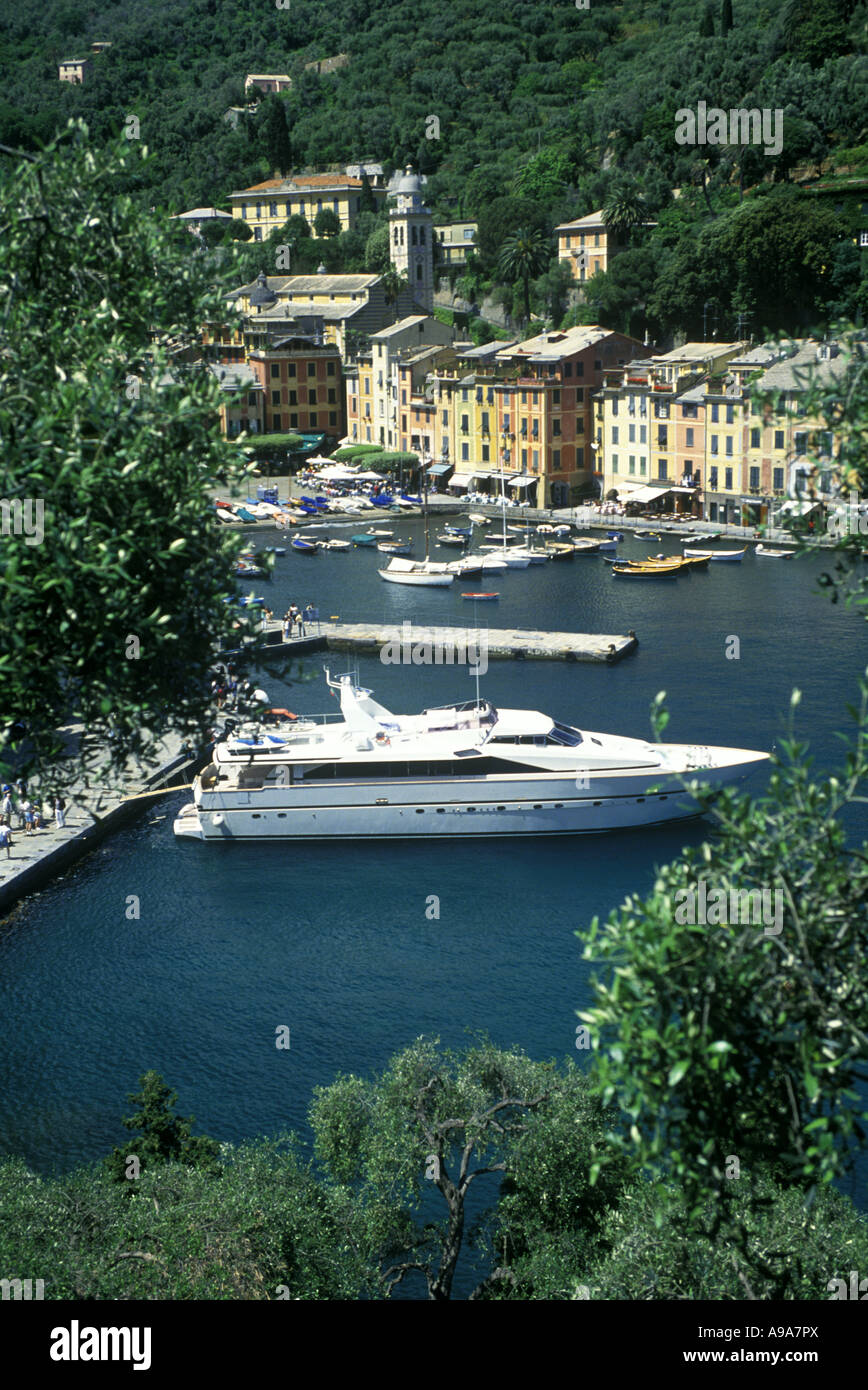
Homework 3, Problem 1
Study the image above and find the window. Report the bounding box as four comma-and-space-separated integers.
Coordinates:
726, 405, 735, 425
749, 466, 760, 490
327, 361, 336, 376
289, 413, 298, 428
254, 227, 262, 241
329, 411, 337, 426
327, 388, 336, 404
270, 364, 280, 379
461, 414, 469, 433
773, 467, 784, 490
442, 411, 448, 426
657, 425, 668, 446
711, 403, 719, 423
552, 389, 560, 406
685, 427, 694, 447
271, 389, 280, 406
640, 424, 646, 444
725, 437, 732, 457
482, 444, 489, 461
310, 413, 317, 427
682, 403, 698, 419
576, 361, 584, 377
725, 468, 733, 490
612, 426, 619, 444
794, 430, 807, 454
553, 449, 560, 469
577, 446, 584, 468
308, 389, 317, 405
553, 419, 561, 436
774, 430, 785, 450
481, 411, 489, 434
270, 202, 277, 217
521, 448, 527, 468
710, 435, 718, 455
710, 466, 718, 489
288, 364, 297, 378
613, 453, 620, 473
532, 449, 539, 468
308, 363, 316, 378
751, 427, 760, 448
658, 459, 667, 479
289, 389, 297, 406
565, 362, 572, 377
611, 398, 619, 416
461, 442, 469, 461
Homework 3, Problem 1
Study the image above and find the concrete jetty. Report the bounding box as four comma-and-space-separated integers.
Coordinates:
0, 733, 203, 920
254, 620, 638, 664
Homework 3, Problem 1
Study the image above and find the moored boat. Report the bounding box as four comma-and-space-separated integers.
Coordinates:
683, 547, 746, 562
755, 545, 795, 558
291, 536, 319, 554
173, 670, 770, 842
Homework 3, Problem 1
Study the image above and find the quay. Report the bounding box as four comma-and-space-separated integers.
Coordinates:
0, 733, 203, 920
252, 620, 638, 664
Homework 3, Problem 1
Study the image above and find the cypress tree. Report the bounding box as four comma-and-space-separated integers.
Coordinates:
720, 0, 733, 35
699, 3, 715, 36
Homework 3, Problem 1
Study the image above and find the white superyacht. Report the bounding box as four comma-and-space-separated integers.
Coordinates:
173, 672, 768, 841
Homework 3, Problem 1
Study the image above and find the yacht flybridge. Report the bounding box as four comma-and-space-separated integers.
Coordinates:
173, 672, 769, 841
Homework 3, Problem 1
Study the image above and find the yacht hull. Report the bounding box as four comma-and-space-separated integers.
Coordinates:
174, 750, 765, 841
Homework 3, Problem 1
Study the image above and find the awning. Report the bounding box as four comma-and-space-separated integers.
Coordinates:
472, 468, 519, 480
427, 462, 452, 475
779, 498, 821, 515
511, 475, 539, 488
448, 472, 474, 488
624, 485, 672, 504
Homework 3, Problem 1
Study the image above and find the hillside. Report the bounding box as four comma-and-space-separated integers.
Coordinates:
0, 0, 865, 339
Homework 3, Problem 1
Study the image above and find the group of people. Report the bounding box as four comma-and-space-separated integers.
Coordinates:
282, 604, 316, 641
209, 665, 261, 712
0, 781, 67, 854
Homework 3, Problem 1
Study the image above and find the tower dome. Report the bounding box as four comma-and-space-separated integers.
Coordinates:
249, 270, 277, 309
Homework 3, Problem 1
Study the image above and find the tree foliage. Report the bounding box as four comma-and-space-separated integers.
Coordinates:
0, 125, 253, 790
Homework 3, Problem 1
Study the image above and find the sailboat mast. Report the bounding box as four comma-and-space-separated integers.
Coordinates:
423, 451, 430, 562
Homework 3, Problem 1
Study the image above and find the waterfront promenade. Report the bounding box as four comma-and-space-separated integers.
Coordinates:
0, 731, 201, 919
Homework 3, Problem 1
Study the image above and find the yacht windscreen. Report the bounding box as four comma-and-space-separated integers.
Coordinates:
548, 722, 583, 747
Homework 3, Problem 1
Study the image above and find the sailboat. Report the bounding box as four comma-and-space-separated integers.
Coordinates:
477, 461, 533, 567
379, 455, 454, 586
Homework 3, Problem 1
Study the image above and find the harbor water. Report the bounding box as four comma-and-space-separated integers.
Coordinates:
1, 521, 866, 1217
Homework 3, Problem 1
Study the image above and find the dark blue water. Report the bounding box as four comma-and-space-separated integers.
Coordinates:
1, 521, 865, 1206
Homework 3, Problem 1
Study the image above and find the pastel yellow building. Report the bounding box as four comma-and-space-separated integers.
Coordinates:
229, 174, 387, 241
58, 58, 91, 83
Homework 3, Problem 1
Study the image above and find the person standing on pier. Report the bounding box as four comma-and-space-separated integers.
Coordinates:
1, 787, 12, 827
282, 611, 292, 643
53, 794, 66, 829
0, 824, 12, 857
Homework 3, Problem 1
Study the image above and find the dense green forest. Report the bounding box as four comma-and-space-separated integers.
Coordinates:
1, 0, 866, 338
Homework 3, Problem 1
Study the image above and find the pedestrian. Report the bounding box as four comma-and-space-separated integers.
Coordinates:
282, 613, 292, 643
0, 786, 12, 827
54, 794, 66, 829
296, 606, 306, 636
21, 799, 34, 834
303, 603, 315, 633
0, 824, 12, 857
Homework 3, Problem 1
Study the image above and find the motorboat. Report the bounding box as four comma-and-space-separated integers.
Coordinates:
461, 592, 499, 600
351, 534, 379, 547
683, 548, 746, 562
755, 545, 795, 558
291, 536, 319, 554
468, 514, 491, 525
173, 671, 770, 841
437, 533, 468, 547
480, 545, 531, 568
612, 560, 681, 578
378, 557, 454, 586
378, 540, 413, 555
323, 539, 351, 551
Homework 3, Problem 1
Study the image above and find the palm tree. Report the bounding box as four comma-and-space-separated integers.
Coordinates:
497, 226, 550, 326
380, 266, 409, 323
602, 183, 647, 244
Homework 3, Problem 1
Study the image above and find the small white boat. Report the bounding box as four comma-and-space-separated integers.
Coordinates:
479, 545, 531, 569
378, 540, 413, 555
436, 533, 468, 547
379, 557, 454, 586
324, 538, 351, 551
468, 513, 491, 525
683, 547, 746, 563
755, 545, 795, 558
